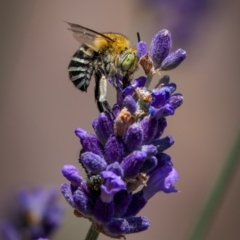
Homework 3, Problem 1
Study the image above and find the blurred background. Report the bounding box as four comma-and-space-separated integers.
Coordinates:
1, 0, 240, 239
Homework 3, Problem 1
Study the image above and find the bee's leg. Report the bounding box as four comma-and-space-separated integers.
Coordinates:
99, 75, 112, 113
94, 72, 105, 112
94, 72, 112, 113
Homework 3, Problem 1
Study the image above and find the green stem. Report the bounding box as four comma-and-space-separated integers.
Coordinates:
187, 128, 240, 240
84, 223, 99, 240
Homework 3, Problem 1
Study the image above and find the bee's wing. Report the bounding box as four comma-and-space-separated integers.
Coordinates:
65, 22, 114, 46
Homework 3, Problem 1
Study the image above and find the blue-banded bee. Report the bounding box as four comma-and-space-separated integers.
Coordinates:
66, 22, 139, 112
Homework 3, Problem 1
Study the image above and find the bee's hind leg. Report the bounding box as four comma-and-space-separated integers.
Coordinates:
94, 73, 113, 114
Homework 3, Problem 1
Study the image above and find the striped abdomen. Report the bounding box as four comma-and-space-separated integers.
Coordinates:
68, 44, 97, 92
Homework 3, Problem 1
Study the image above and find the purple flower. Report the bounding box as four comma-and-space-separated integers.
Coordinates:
61, 29, 185, 238
1, 187, 64, 240
1, 223, 20, 240
61, 165, 150, 238
100, 171, 126, 203
137, 29, 186, 76
143, 160, 179, 201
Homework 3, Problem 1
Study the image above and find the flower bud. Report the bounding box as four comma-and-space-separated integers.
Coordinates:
124, 123, 144, 152
80, 152, 107, 174
105, 135, 125, 164
61, 165, 82, 186
121, 151, 146, 178
149, 29, 172, 69
137, 41, 147, 59
161, 49, 186, 71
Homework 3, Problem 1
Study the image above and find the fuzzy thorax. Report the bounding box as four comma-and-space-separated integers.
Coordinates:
94, 33, 130, 54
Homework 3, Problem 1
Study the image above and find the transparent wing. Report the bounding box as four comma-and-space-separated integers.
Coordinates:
65, 21, 114, 46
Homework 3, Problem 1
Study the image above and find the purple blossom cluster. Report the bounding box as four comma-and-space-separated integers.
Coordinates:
137, 29, 186, 71
0, 187, 63, 240
61, 29, 186, 238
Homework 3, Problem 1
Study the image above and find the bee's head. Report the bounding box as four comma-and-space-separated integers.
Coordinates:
120, 48, 138, 77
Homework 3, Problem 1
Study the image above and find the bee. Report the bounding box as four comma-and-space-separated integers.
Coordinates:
66, 22, 139, 113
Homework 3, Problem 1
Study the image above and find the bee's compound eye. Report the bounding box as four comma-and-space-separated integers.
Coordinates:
121, 52, 135, 71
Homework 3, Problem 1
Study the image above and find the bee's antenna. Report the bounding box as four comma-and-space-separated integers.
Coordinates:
137, 32, 141, 42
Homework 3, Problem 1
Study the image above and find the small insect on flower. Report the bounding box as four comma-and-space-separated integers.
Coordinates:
66, 22, 139, 113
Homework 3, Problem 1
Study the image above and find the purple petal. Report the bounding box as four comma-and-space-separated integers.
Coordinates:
156, 153, 172, 167
105, 135, 125, 164
150, 104, 174, 119
162, 168, 179, 193
121, 151, 146, 178
169, 93, 184, 110
137, 41, 147, 59
167, 82, 177, 94
151, 135, 175, 153
92, 112, 114, 144
125, 191, 146, 217
112, 104, 121, 117
154, 117, 167, 139
151, 87, 171, 108
163, 104, 175, 116
161, 48, 186, 71
124, 216, 150, 234
75, 128, 104, 157
149, 29, 172, 69
122, 76, 147, 97
106, 162, 124, 177
140, 117, 158, 144
154, 75, 170, 89
140, 156, 158, 173
105, 218, 129, 235
100, 171, 126, 203
141, 145, 157, 157
113, 190, 132, 218
124, 123, 143, 152
61, 165, 82, 186
123, 95, 137, 114
80, 152, 107, 174
93, 197, 114, 223
122, 85, 135, 97
73, 189, 94, 217
143, 164, 179, 201
132, 76, 147, 88
105, 216, 150, 235
60, 183, 76, 208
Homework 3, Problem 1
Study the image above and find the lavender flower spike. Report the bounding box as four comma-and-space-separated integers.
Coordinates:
62, 28, 185, 239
